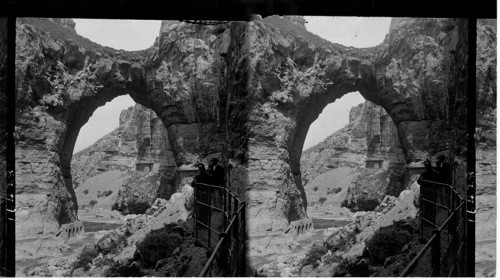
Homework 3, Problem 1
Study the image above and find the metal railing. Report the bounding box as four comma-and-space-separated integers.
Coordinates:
400, 179, 469, 277
0, 194, 14, 277
193, 183, 246, 277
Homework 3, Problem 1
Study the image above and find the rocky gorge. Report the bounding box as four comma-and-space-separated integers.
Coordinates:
12, 16, 496, 277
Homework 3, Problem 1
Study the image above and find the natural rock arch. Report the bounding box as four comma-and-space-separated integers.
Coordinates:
15, 18, 240, 241
243, 16, 470, 236
15, 17, 477, 249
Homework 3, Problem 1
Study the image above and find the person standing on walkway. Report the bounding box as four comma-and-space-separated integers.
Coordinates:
208, 158, 225, 186
418, 160, 439, 233
435, 155, 452, 184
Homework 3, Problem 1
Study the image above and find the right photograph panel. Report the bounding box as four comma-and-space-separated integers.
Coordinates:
245, 16, 496, 277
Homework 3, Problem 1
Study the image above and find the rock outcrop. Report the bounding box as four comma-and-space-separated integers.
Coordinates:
475, 19, 496, 277
15, 17, 242, 257
243, 17, 473, 236
301, 101, 405, 211
72, 104, 177, 214
14, 17, 494, 270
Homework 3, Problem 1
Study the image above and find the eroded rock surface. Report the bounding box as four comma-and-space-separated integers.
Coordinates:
301, 101, 405, 212
72, 104, 177, 214
14, 17, 496, 276
15, 17, 243, 259
243, 17, 473, 237
475, 19, 496, 278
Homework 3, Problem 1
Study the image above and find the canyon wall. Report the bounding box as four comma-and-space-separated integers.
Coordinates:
15, 18, 244, 246
71, 104, 177, 214
301, 101, 405, 211
14, 17, 493, 246
475, 19, 496, 277
242, 17, 473, 236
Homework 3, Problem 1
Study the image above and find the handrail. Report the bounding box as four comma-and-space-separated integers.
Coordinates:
400, 178, 467, 277
199, 204, 245, 277
194, 182, 245, 277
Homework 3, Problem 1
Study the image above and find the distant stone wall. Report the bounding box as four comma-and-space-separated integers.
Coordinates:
59, 221, 84, 240
288, 218, 314, 237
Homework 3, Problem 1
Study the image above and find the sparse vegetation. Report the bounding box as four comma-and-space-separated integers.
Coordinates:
83, 189, 89, 195
365, 220, 415, 264
327, 187, 342, 195
89, 200, 98, 208
318, 197, 327, 204
135, 226, 183, 266
98, 234, 128, 255
104, 260, 143, 277
112, 199, 150, 214
72, 246, 99, 272
97, 190, 113, 198
325, 229, 357, 252
300, 243, 328, 269
312, 186, 319, 192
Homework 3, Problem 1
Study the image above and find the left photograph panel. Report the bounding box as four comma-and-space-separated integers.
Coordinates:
15, 18, 247, 277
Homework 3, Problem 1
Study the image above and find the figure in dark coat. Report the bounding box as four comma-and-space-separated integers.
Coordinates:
435, 155, 452, 184
192, 163, 213, 224
208, 158, 225, 186
192, 163, 213, 185
418, 160, 439, 228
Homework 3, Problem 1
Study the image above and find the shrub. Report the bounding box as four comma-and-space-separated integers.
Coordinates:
135, 227, 183, 266
73, 246, 99, 271
104, 261, 143, 277
337, 258, 371, 277
98, 234, 128, 255
327, 187, 342, 195
89, 200, 98, 208
325, 229, 357, 252
356, 198, 379, 211
365, 223, 413, 264
97, 190, 113, 198
318, 197, 327, 204
83, 189, 89, 195
313, 186, 319, 192
300, 243, 328, 269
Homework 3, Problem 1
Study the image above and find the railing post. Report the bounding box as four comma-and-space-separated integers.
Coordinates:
240, 203, 247, 276
208, 184, 212, 249
222, 188, 229, 231
432, 184, 437, 226
233, 196, 238, 239
194, 184, 198, 243
419, 190, 423, 235
431, 229, 441, 276
227, 190, 232, 221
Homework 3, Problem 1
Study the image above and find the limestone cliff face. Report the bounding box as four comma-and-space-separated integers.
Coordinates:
301, 101, 405, 211
301, 101, 403, 186
242, 16, 472, 236
14, 16, 493, 245
15, 18, 243, 243
475, 19, 496, 276
71, 104, 177, 214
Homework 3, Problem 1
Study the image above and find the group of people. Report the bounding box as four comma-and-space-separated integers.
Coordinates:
192, 157, 226, 187
418, 155, 452, 185
191, 158, 226, 234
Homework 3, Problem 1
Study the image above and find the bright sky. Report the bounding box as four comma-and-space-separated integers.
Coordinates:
71, 17, 391, 153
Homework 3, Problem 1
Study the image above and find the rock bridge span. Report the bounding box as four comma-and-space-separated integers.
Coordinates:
15, 17, 490, 243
